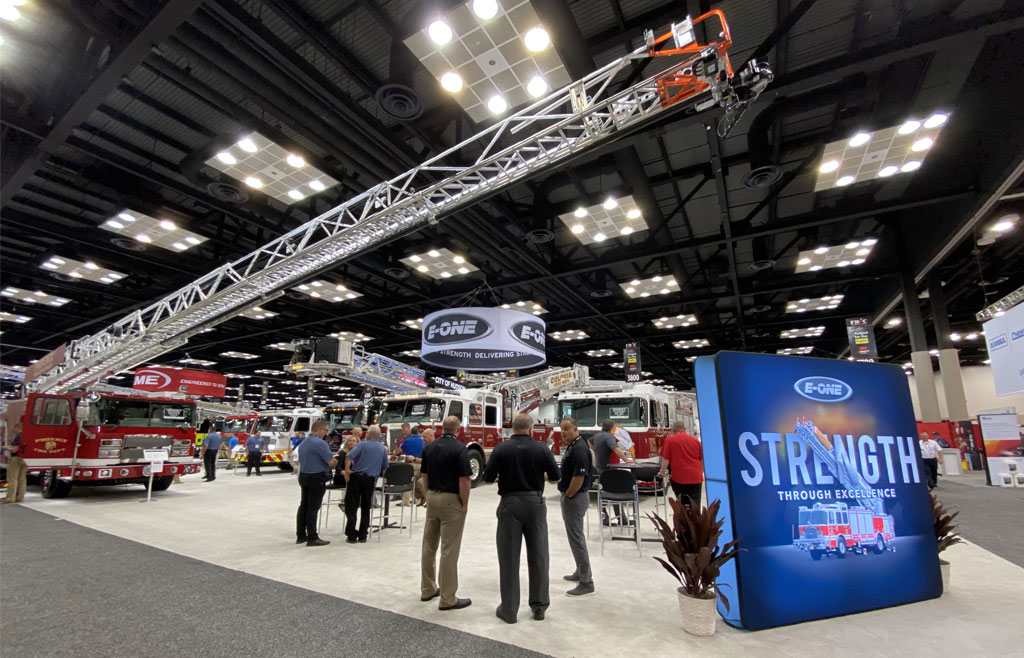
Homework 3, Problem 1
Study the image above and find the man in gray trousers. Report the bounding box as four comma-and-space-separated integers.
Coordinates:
483, 413, 561, 623
557, 417, 595, 596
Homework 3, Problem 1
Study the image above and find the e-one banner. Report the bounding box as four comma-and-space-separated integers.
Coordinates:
695, 352, 941, 630
420, 307, 546, 371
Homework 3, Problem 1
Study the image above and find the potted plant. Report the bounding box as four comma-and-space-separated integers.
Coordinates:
648, 496, 741, 636
931, 493, 964, 589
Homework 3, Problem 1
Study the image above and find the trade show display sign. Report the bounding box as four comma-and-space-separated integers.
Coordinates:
977, 412, 1023, 485
845, 317, 878, 360
983, 303, 1024, 395
420, 307, 546, 371
695, 352, 941, 630
133, 367, 227, 397
624, 342, 641, 382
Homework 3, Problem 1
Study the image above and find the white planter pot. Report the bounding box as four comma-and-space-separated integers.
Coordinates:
940, 558, 950, 590
677, 587, 718, 636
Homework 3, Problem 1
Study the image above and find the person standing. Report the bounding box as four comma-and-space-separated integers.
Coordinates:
3, 423, 27, 505
557, 418, 595, 597
658, 421, 704, 507
201, 426, 223, 481
343, 424, 389, 543
919, 432, 940, 489
420, 416, 473, 611
483, 413, 560, 624
396, 425, 425, 506
296, 420, 337, 546
245, 430, 265, 477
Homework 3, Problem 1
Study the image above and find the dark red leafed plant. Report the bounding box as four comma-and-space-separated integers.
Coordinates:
648, 496, 741, 610
931, 493, 964, 554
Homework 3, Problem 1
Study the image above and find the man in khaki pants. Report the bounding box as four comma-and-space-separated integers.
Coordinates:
3, 423, 27, 504
420, 416, 472, 611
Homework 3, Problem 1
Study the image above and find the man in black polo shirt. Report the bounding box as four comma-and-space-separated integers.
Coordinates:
483, 413, 560, 624
558, 417, 595, 597
420, 415, 473, 611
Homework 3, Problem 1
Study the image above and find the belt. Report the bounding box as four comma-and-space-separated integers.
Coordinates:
502, 491, 544, 497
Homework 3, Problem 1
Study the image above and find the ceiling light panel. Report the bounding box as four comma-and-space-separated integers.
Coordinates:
685, 356, 698, 363
608, 362, 624, 368
814, 114, 948, 191
266, 342, 294, 351
404, 1, 570, 122
293, 280, 363, 302
498, 300, 547, 315
794, 238, 877, 273
254, 369, 280, 375
328, 331, 371, 342
399, 349, 422, 358
785, 295, 844, 313
179, 358, 216, 367
780, 326, 826, 339
558, 195, 647, 245
777, 346, 815, 355
0, 312, 32, 324
220, 351, 259, 359
584, 348, 617, 358
653, 314, 698, 329
618, 274, 679, 298
225, 373, 252, 379
235, 306, 278, 321
672, 338, 710, 349
1, 286, 71, 307
400, 248, 478, 279
205, 133, 340, 205
101, 209, 208, 252
39, 256, 127, 284
549, 329, 589, 341
402, 318, 425, 330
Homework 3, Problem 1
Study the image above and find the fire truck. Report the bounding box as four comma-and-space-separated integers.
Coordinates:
0, 386, 200, 498
247, 407, 324, 469
378, 365, 590, 484
793, 502, 896, 560
546, 382, 683, 459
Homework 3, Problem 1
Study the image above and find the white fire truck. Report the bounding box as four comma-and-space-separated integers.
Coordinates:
247, 407, 324, 469
793, 501, 896, 560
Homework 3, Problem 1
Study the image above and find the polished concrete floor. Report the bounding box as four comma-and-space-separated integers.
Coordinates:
3, 468, 1023, 657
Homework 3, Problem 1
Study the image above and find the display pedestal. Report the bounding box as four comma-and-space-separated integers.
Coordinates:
939, 449, 961, 476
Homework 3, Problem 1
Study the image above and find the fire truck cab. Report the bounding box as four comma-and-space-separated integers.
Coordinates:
1, 389, 200, 498
794, 501, 896, 560
250, 407, 323, 467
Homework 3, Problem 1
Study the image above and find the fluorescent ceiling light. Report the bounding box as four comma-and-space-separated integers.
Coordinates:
38, 256, 126, 284
549, 329, 588, 341
399, 349, 422, 357
0, 312, 31, 324
236, 306, 278, 320
220, 351, 259, 359
400, 248, 478, 280
785, 295, 844, 313
777, 346, 814, 355
179, 358, 217, 367
780, 326, 825, 339
653, 314, 697, 329
293, 279, 363, 303
402, 318, 425, 330
1, 286, 70, 307
498, 300, 548, 315
793, 240, 876, 273
584, 348, 617, 358
328, 331, 372, 342
672, 338, 710, 349
618, 273, 677, 299
265, 343, 294, 352
558, 195, 646, 245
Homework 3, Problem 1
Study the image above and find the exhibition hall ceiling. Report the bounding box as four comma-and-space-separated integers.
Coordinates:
1, 0, 1023, 401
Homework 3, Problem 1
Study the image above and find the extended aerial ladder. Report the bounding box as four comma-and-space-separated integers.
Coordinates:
27, 10, 771, 394
465, 364, 591, 420
287, 337, 428, 394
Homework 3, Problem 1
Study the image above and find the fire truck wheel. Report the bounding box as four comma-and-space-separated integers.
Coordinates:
873, 534, 886, 554
468, 450, 485, 488
277, 463, 293, 471
149, 476, 174, 492
809, 549, 824, 561
835, 537, 848, 558
40, 470, 72, 499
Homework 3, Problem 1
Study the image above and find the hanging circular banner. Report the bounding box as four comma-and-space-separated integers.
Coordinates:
421, 307, 546, 371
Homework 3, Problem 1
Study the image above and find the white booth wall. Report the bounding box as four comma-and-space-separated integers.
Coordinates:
905, 364, 1024, 421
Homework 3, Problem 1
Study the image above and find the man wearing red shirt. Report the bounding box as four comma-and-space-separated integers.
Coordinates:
658, 421, 704, 507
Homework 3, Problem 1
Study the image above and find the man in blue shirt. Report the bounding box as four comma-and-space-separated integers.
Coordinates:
395, 425, 425, 506
296, 420, 337, 546
245, 431, 265, 477
201, 426, 223, 481
343, 424, 389, 543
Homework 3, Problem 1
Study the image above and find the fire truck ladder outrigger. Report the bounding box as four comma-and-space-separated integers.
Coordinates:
28, 10, 770, 395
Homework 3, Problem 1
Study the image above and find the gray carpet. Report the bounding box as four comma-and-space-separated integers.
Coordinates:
930, 476, 1024, 568
0, 505, 550, 658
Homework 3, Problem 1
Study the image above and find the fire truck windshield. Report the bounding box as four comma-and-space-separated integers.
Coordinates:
380, 399, 445, 424
90, 399, 195, 428
325, 407, 360, 429
559, 399, 596, 427
799, 509, 829, 526
222, 418, 253, 434
255, 415, 293, 433
596, 397, 646, 427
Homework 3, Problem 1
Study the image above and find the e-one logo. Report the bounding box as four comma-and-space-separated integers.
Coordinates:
134, 369, 172, 388
511, 321, 545, 351
423, 314, 492, 345
794, 376, 852, 402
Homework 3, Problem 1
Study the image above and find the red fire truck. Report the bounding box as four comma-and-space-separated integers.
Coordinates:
793, 502, 896, 560
1, 387, 200, 498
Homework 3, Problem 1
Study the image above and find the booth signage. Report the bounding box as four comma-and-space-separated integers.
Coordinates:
624, 343, 641, 382
695, 352, 941, 630
421, 307, 546, 371
132, 368, 227, 397
845, 317, 878, 360
982, 302, 1024, 395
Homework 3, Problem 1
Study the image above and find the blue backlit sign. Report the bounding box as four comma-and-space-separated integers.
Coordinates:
695, 352, 942, 630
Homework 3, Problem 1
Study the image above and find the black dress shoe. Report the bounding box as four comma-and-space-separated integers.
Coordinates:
495, 606, 516, 624
346, 537, 357, 544
532, 608, 546, 621
563, 573, 580, 582
306, 538, 330, 547
296, 537, 307, 544
439, 598, 472, 611
357, 537, 367, 543
421, 589, 440, 602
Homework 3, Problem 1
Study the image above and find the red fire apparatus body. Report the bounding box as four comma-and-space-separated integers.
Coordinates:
1, 388, 200, 498
793, 502, 896, 560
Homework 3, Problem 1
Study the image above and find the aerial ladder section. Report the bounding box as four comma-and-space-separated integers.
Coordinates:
287, 338, 429, 394
28, 10, 771, 394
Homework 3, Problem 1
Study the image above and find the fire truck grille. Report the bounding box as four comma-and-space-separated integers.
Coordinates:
121, 434, 173, 461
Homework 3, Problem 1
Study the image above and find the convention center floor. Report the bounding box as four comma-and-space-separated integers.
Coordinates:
2, 469, 1022, 657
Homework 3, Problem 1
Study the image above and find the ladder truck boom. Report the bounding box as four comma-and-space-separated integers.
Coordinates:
288, 338, 429, 394
481, 364, 590, 415
28, 10, 770, 395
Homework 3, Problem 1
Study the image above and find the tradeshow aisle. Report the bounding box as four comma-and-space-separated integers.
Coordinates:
926, 473, 1024, 568
4, 472, 1024, 657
